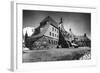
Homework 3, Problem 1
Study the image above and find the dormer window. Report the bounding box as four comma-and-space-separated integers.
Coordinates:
52, 27, 54, 31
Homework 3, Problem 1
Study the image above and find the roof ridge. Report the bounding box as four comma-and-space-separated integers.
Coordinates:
40, 16, 58, 28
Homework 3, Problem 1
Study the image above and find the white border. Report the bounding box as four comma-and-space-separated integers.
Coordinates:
11, 1, 97, 71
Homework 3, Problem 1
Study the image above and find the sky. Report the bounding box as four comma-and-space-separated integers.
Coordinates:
23, 10, 91, 38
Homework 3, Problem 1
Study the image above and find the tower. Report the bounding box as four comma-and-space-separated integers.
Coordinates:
59, 18, 62, 30
59, 18, 65, 32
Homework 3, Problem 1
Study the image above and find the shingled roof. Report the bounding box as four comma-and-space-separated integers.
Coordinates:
27, 16, 59, 42
27, 24, 49, 41
40, 16, 58, 28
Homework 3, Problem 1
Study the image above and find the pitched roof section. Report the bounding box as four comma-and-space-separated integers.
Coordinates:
28, 24, 49, 41
40, 16, 58, 28
28, 16, 59, 41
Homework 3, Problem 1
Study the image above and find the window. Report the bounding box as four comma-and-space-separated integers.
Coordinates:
57, 30, 58, 33
55, 28, 56, 31
54, 41, 55, 45
55, 34, 56, 37
52, 33, 54, 37
51, 40, 53, 44
52, 27, 54, 31
49, 40, 51, 44
50, 32, 51, 36
57, 35, 58, 38
56, 41, 57, 44
55, 41, 56, 44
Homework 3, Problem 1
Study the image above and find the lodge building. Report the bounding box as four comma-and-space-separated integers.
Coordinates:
25, 16, 60, 50
24, 16, 91, 50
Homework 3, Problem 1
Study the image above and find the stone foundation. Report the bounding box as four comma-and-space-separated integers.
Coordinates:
31, 36, 58, 50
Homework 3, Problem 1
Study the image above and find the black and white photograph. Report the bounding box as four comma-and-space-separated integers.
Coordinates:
22, 10, 91, 63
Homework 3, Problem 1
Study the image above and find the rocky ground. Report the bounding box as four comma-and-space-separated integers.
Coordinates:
79, 51, 91, 60
23, 47, 91, 63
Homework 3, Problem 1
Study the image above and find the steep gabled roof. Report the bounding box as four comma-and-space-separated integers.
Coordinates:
27, 16, 59, 41
40, 16, 58, 28
27, 24, 49, 41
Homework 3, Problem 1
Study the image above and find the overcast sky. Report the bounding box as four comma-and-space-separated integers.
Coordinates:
23, 10, 91, 38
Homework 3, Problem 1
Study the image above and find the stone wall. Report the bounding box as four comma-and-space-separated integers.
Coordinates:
31, 36, 58, 50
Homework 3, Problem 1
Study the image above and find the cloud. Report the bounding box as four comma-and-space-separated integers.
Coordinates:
23, 27, 35, 37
